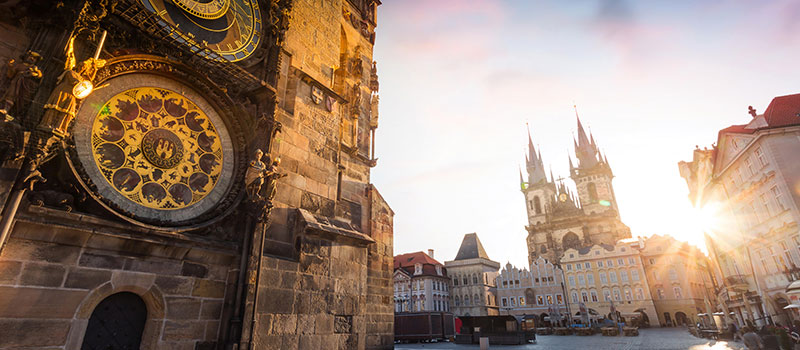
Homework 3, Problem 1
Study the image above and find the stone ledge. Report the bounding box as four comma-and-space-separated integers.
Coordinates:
296, 209, 374, 246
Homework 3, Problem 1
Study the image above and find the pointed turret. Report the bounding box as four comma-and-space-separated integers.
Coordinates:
525, 126, 548, 185
519, 166, 526, 190
574, 107, 600, 169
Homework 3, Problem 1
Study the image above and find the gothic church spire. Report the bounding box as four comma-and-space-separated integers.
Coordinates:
525, 125, 548, 185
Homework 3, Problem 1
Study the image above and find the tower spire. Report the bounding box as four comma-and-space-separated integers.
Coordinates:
573, 104, 599, 169
525, 124, 547, 185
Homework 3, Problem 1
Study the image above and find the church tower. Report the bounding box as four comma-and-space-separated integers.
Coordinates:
521, 128, 555, 226
570, 114, 619, 216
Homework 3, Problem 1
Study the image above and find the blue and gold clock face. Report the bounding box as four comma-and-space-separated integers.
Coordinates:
141, 0, 262, 62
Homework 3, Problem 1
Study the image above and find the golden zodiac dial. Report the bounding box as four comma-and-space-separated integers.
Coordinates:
91, 87, 223, 210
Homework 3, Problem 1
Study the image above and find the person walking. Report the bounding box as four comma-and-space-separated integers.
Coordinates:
743, 327, 765, 350
729, 322, 742, 342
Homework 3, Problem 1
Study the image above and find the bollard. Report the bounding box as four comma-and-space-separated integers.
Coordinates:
479, 337, 489, 350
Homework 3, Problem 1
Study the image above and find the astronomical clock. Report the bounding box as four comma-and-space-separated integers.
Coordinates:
141, 0, 263, 62
67, 69, 243, 228
55, 0, 287, 230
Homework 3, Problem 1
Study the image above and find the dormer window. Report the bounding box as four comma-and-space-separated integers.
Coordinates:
435, 265, 442, 276
414, 263, 422, 275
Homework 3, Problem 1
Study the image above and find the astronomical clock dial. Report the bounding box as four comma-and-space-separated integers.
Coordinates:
141, 0, 263, 62
71, 73, 235, 227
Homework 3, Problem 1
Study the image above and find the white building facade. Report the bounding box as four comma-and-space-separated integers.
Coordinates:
393, 250, 451, 313
496, 257, 568, 323
680, 94, 800, 326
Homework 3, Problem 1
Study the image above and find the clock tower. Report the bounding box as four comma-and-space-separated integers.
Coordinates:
0, 1, 393, 349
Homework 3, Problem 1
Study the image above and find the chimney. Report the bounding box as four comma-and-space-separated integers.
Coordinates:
427, 249, 434, 258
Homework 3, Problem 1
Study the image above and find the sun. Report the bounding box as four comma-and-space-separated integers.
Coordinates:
687, 201, 725, 235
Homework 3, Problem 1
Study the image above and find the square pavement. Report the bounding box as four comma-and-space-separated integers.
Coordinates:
394, 328, 748, 350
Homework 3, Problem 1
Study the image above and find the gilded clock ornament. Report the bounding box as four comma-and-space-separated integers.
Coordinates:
90, 87, 223, 210
141, 0, 263, 62
70, 71, 237, 227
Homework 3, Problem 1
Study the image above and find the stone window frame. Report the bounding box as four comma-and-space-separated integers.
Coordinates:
755, 147, 768, 167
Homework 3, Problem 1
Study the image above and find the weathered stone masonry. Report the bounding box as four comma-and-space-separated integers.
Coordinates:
0, 0, 392, 349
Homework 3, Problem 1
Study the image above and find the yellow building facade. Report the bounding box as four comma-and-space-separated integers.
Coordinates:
562, 241, 659, 326
640, 235, 717, 327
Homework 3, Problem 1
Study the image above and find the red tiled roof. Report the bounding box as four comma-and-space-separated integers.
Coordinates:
393, 251, 442, 269
720, 93, 800, 137
763, 93, 800, 128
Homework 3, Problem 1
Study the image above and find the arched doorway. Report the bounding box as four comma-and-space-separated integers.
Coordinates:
634, 308, 650, 327
675, 312, 688, 326
81, 292, 147, 350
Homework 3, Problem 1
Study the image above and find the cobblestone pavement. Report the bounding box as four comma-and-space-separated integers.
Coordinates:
394, 328, 748, 350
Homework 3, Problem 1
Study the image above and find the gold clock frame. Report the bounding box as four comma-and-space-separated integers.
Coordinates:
66, 55, 247, 230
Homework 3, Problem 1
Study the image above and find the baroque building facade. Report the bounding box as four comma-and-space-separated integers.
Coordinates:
495, 257, 568, 322
0, 0, 393, 349
393, 250, 450, 313
445, 233, 500, 316
562, 240, 659, 326
679, 94, 800, 328
522, 116, 631, 265
639, 235, 716, 327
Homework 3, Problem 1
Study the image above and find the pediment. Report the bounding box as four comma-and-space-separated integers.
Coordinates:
716, 134, 755, 173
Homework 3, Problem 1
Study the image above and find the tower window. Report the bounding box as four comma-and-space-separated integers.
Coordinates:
534, 196, 542, 214
588, 182, 598, 202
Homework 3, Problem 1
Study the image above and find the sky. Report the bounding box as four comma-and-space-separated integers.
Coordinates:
369, 0, 800, 268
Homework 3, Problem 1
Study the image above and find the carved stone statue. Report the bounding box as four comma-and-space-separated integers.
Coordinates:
350, 82, 362, 115
369, 61, 379, 93
245, 149, 268, 200
264, 157, 286, 201
369, 93, 379, 129
0, 51, 42, 123
37, 57, 105, 137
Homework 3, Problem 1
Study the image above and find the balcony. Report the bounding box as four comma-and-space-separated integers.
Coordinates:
726, 274, 749, 292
